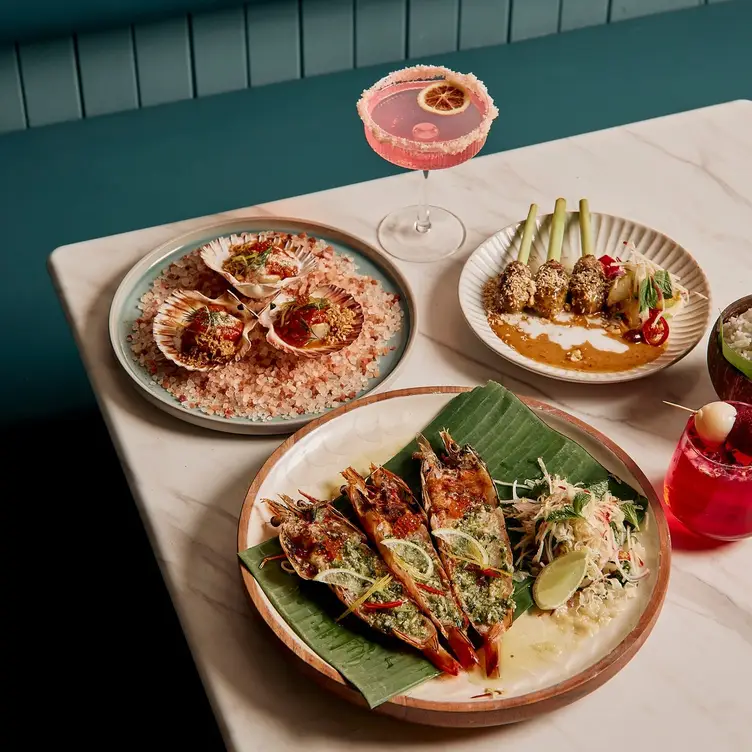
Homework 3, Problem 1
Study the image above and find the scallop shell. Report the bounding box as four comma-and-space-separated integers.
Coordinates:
153, 289, 257, 372
200, 233, 317, 299
257, 285, 364, 359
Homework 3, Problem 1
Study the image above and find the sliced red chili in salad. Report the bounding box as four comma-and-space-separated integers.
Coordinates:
479, 568, 505, 578
598, 254, 623, 279
417, 583, 445, 596
642, 309, 670, 347
362, 600, 404, 611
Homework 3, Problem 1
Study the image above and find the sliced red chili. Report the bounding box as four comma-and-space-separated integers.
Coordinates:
598, 255, 623, 279
417, 583, 446, 596
642, 310, 669, 347
362, 600, 404, 611
479, 568, 504, 578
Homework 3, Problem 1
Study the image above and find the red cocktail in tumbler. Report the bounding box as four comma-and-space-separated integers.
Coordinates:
664, 401, 752, 540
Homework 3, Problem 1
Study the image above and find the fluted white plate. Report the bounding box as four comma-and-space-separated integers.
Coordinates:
459, 212, 711, 384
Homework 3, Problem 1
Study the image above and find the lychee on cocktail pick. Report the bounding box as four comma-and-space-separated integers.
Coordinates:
663, 400, 738, 444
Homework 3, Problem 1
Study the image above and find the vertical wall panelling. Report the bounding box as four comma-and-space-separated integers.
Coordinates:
77, 28, 138, 117
0, 45, 26, 133
560, 0, 608, 30
459, 0, 510, 50
134, 16, 193, 107
17, 37, 81, 127
510, 0, 561, 41
610, 0, 701, 22
246, 0, 300, 86
408, 0, 460, 59
301, 0, 354, 77
355, 0, 406, 67
191, 7, 247, 97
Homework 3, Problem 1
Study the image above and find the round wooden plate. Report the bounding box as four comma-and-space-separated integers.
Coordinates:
237, 386, 671, 726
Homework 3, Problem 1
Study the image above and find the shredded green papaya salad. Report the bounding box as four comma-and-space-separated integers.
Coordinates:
496, 459, 650, 622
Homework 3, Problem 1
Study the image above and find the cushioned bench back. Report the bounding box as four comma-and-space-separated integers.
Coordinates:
0, 0, 728, 134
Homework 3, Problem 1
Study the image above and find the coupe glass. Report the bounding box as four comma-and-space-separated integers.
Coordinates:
664, 404, 752, 540
357, 65, 498, 263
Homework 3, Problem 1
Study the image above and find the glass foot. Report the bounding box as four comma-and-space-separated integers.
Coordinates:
377, 205, 466, 263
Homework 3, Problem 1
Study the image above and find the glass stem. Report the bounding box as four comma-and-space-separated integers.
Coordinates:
415, 170, 431, 234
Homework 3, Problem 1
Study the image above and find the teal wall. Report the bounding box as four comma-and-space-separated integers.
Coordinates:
0, 0, 739, 134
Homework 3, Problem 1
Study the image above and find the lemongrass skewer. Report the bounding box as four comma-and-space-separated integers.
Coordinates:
495, 204, 538, 313
570, 198, 607, 314
547, 197, 567, 262
532, 198, 569, 318
517, 203, 538, 265
579, 198, 594, 257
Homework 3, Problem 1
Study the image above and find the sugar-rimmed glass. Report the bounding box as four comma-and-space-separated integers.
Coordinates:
357, 65, 498, 263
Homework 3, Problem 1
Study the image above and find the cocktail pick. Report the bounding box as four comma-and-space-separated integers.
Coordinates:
663, 401, 697, 414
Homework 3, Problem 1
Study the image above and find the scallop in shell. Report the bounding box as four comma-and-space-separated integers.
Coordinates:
153, 289, 257, 372
258, 285, 364, 358
200, 232, 317, 299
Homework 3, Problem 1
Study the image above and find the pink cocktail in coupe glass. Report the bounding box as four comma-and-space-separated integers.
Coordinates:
357, 65, 498, 262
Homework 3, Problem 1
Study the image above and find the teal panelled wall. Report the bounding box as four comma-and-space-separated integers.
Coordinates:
17, 37, 82, 127
0, 0, 740, 134
511, 0, 561, 41
610, 1, 702, 22
301, 0, 354, 77
0, 46, 26, 131
459, 0, 510, 50
191, 7, 248, 96
561, 0, 609, 30
246, 1, 300, 86
77, 28, 139, 116
355, 0, 406, 67
408, 0, 460, 58
134, 17, 194, 106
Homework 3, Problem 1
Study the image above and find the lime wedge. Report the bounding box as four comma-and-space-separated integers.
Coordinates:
313, 568, 375, 592
533, 549, 589, 611
432, 528, 489, 569
382, 538, 434, 581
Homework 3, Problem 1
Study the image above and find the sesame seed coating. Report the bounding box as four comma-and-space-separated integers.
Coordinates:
570, 255, 607, 314
497, 260, 536, 313
533, 260, 569, 319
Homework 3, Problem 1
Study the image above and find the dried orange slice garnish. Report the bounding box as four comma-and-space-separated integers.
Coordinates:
417, 80, 471, 116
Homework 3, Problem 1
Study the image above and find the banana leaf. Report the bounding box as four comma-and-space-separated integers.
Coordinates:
238, 381, 647, 708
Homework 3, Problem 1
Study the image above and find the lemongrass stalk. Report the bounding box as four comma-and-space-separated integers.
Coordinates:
517, 203, 538, 265
579, 198, 594, 257
547, 198, 567, 262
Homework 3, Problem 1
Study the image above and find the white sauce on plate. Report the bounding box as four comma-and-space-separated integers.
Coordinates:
504, 312, 629, 354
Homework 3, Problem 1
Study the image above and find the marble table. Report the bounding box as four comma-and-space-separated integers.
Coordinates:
50, 100, 752, 751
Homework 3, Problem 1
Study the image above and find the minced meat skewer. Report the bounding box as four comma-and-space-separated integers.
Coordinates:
569, 199, 607, 315
497, 203, 538, 313
533, 198, 569, 319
